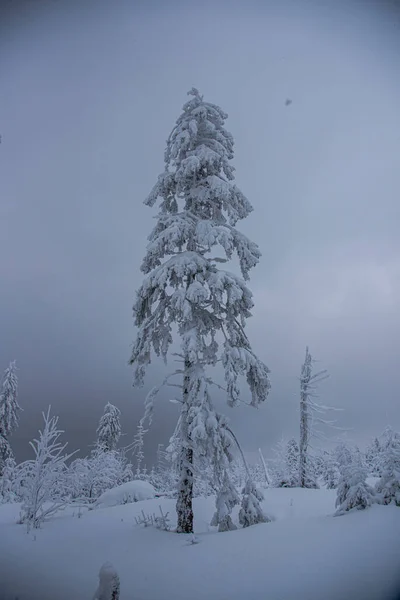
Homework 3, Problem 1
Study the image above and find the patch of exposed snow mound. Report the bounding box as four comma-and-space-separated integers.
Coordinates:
93, 562, 120, 600
94, 480, 155, 508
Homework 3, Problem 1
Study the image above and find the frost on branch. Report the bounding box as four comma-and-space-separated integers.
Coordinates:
129, 88, 271, 533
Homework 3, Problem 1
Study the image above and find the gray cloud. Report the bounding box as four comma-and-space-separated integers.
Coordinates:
1, 0, 400, 464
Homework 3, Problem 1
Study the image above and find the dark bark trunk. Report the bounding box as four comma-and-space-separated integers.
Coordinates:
176, 359, 194, 533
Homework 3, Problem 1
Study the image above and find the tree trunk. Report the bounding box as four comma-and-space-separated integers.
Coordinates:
258, 448, 270, 486
176, 359, 194, 533
299, 388, 308, 488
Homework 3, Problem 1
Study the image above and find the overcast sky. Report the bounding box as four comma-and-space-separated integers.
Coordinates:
1, 0, 400, 464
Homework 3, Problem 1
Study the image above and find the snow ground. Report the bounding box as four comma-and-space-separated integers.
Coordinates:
0, 488, 399, 600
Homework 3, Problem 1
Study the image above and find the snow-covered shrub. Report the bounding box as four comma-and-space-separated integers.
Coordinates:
93, 563, 120, 600
335, 463, 375, 516
239, 479, 269, 527
93, 480, 156, 508
16, 407, 76, 529
134, 505, 171, 531
69, 450, 132, 502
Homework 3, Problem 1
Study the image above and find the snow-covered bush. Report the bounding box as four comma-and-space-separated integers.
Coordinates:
16, 407, 76, 529
93, 480, 156, 509
93, 563, 120, 600
68, 450, 132, 502
335, 463, 375, 516
239, 479, 269, 527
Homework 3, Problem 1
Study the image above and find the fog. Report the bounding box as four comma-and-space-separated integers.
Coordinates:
1, 0, 400, 464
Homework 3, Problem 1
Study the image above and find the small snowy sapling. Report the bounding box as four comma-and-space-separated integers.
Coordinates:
16, 407, 76, 530
335, 463, 375, 516
93, 563, 120, 600
239, 479, 269, 527
96, 403, 122, 453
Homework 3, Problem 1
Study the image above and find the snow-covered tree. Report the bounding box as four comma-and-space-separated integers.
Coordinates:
375, 428, 400, 507
258, 448, 271, 487
335, 462, 375, 515
239, 478, 269, 527
0, 435, 12, 476
285, 438, 299, 487
16, 407, 76, 530
132, 421, 147, 479
149, 442, 177, 495
0, 361, 21, 474
129, 88, 270, 533
299, 347, 334, 488
334, 442, 354, 474
0, 456, 18, 503
270, 438, 289, 488
96, 403, 121, 453
271, 437, 301, 488
322, 451, 340, 489
365, 436, 381, 475
210, 470, 239, 532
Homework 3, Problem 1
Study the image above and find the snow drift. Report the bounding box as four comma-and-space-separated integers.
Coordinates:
93, 480, 155, 508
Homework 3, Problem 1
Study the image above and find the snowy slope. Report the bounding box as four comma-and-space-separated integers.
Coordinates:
0, 488, 399, 600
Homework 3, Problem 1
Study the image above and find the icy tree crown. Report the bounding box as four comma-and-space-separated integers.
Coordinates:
142, 87, 259, 277
96, 403, 122, 452
130, 89, 270, 408
0, 361, 21, 437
